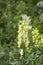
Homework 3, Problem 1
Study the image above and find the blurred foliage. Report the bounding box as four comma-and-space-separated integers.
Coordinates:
0, 0, 43, 65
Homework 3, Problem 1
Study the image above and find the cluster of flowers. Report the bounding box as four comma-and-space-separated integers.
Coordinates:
32, 28, 43, 48
17, 15, 32, 56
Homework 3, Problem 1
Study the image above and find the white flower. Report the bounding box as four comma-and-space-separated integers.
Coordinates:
28, 26, 32, 30
20, 49, 23, 56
